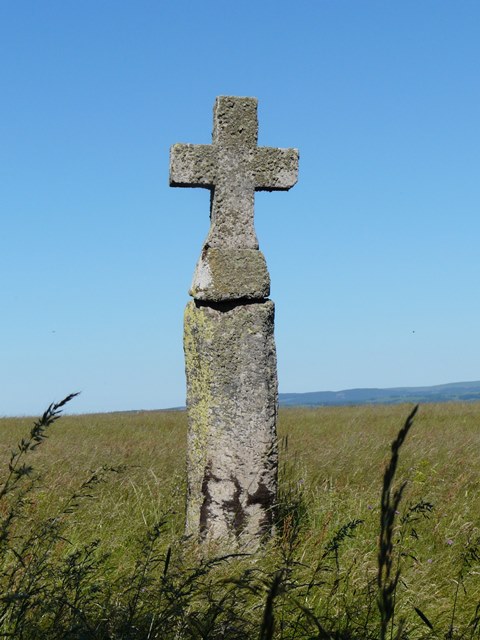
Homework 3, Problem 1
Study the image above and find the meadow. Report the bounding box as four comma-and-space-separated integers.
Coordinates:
0, 400, 478, 639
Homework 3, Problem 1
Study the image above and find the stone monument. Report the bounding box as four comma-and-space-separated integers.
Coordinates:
170, 96, 298, 546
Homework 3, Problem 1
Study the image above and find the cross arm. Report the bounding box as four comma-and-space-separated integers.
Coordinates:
254, 147, 299, 191
169, 144, 216, 188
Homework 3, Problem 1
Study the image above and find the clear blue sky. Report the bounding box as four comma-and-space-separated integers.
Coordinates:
1, 1, 479, 415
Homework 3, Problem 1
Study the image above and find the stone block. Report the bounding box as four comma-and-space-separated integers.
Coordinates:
184, 299, 278, 545
190, 248, 270, 301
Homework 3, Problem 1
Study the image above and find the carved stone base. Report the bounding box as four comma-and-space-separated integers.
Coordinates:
183, 299, 278, 547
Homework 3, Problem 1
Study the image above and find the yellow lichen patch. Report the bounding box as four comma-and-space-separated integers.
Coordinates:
183, 302, 214, 535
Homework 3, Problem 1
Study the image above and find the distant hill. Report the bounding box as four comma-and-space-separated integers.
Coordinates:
279, 381, 480, 407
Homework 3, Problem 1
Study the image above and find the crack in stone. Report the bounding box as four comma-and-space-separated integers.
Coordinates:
199, 461, 218, 539
195, 299, 269, 312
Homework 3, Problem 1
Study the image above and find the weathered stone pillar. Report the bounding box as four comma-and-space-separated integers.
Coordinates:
170, 96, 298, 547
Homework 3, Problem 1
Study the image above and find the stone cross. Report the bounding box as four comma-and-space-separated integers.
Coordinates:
170, 96, 298, 250
170, 96, 298, 548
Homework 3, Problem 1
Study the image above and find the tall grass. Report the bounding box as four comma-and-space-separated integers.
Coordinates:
0, 399, 478, 638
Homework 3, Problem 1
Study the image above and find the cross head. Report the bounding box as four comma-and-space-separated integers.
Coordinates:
170, 96, 298, 249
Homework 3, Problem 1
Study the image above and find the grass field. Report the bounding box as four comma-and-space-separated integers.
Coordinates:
0, 401, 478, 638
